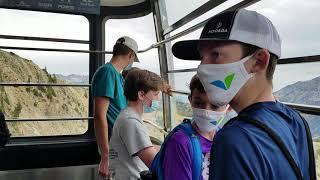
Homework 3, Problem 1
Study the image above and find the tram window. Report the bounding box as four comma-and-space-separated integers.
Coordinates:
170, 94, 192, 128
273, 62, 320, 106
159, 0, 209, 29
168, 72, 196, 93
166, 29, 202, 71
0, 9, 89, 137
0, 8, 89, 40
105, 14, 164, 140
166, 0, 243, 36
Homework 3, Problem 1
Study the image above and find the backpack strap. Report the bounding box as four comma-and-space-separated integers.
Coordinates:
298, 114, 316, 180
235, 116, 304, 180
149, 119, 203, 180
178, 119, 203, 180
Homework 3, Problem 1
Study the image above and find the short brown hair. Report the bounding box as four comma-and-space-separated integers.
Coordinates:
241, 43, 278, 82
124, 69, 164, 101
112, 43, 133, 56
189, 74, 205, 96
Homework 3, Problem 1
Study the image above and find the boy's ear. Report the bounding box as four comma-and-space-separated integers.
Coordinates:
138, 91, 145, 101
251, 49, 270, 74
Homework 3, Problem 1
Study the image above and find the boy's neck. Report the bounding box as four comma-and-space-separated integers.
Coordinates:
128, 101, 143, 116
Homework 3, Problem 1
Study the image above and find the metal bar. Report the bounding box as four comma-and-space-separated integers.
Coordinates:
166, 55, 320, 74
0, 45, 154, 54
151, 0, 260, 49
0, 45, 112, 54
171, 91, 320, 116
0, 83, 90, 87
6, 117, 93, 122
143, 120, 168, 135
153, 0, 172, 133
163, 0, 228, 35
0, 34, 89, 44
278, 55, 320, 65
284, 102, 320, 116
168, 68, 197, 73
171, 90, 189, 95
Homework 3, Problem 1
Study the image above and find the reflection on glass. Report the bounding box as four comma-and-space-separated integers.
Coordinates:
273, 62, 320, 106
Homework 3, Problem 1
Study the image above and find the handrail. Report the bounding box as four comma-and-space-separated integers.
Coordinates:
283, 102, 320, 116
0, 45, 112, 54
171, 90, 189, 95
171, 91, 320, 116
0, 45, 154, 54
0, 34, 89, 44
6, 117, 93, 122
0, 83, 90, 87
143, 119, 168, 136
168, 68, 197, 73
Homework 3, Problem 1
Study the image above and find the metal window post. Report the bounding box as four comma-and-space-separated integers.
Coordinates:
87, 14, 106, 136
152, 0, 172, 132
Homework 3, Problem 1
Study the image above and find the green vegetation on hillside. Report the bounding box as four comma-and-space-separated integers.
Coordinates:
0, 50, 88, 136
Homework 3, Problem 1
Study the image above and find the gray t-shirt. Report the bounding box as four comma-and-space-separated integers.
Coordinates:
109, 107, 152, 180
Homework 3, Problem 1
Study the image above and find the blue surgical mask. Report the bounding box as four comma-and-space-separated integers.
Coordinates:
143, 98, 160, 113
124, 63, 133, 71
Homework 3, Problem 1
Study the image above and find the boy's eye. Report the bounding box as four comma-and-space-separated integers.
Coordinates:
210, 51, 220, 59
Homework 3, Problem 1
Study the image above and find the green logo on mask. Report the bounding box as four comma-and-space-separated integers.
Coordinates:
210, 73, 235, 90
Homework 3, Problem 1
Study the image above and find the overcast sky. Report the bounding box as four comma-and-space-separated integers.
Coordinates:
0, 0, 319, 91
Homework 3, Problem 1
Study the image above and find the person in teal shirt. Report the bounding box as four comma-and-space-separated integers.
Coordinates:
91, 36, 139, 179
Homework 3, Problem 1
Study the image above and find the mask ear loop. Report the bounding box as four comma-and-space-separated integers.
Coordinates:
224, 104, 230, 113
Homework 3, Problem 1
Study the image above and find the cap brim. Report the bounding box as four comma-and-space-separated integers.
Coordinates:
172, 38, 228, 60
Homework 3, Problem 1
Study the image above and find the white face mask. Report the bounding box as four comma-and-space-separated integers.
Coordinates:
197, 55, 254, 106
192, 107, 227, 133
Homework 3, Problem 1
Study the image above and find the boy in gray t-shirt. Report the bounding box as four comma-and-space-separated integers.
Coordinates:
109, 69, 165, 180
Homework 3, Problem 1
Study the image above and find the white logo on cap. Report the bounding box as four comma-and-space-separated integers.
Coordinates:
208, 21, 227, 34
216, 22, 222, 28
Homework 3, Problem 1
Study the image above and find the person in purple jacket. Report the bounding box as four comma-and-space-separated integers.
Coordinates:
162, 74, 230, 180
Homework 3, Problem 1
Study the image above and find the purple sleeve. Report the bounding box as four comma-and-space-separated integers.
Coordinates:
162, 130, 192, 180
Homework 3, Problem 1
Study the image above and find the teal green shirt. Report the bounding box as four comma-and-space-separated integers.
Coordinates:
91, 63, 128, 134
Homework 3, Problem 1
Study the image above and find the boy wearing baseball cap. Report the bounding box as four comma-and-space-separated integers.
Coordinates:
172, 9, 315, 180
92, 36, 139, 178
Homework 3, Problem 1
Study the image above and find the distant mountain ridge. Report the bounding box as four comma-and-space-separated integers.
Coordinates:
55, 74, 89, 84
275, 76, 320, 137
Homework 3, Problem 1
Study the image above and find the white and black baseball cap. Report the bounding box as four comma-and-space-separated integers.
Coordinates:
172, 9, 281, 60
116, 36, 139, 62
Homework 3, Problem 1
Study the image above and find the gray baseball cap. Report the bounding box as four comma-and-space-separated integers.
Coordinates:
172, 9, 281, 60
116, 36, 139, 62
